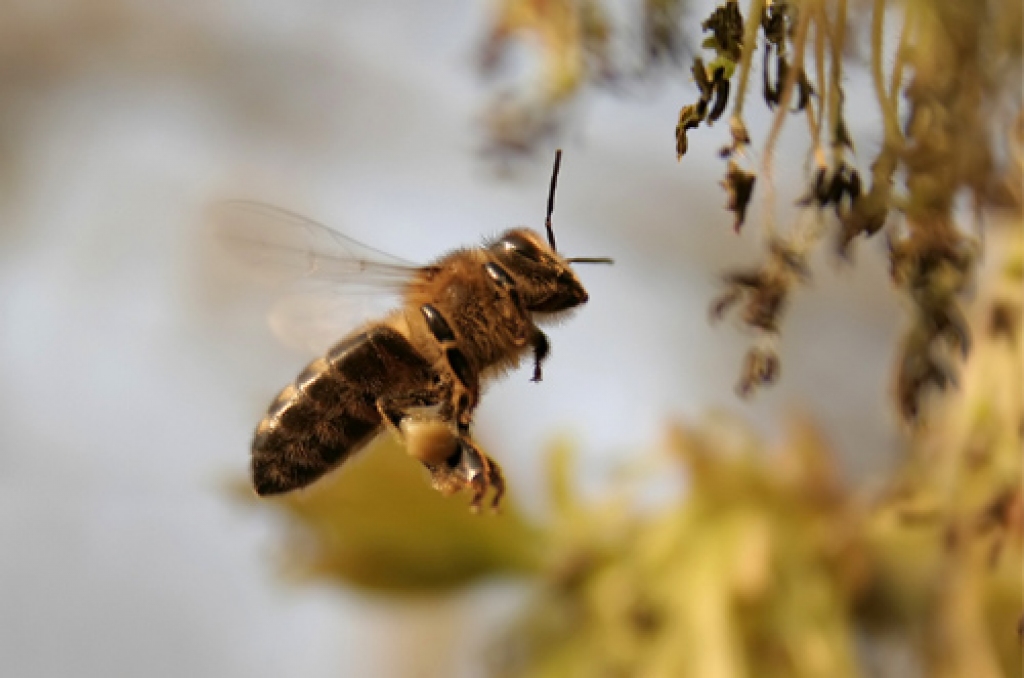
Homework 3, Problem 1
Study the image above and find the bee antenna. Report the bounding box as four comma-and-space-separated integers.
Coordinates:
566, 257, 615, 265
545, 149, 562, 251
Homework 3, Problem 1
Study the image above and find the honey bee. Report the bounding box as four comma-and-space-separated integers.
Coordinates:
216, 151, 611, 511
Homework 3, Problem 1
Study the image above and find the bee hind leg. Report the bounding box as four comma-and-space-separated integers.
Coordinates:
446, 437, 506, 512
387, 385, 505, 511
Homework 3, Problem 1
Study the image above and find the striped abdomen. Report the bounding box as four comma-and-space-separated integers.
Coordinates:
251, 325, 436, 495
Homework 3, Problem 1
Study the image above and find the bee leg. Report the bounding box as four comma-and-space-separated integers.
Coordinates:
453, 437, 506, 512
447, 388, 506, 511
487, 459, 506, 511
530, 330, 550, 382
460, 441, 490, 513
375, 390, 442, 439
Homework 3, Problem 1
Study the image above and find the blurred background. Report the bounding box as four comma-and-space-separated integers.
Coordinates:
0, 1, 992, 676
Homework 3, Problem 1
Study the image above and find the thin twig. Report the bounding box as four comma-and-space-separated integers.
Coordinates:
872, 0, 902, 147
810, 1, 828, 167
760, 0, 813, 238
828, 0, 847, 155
729, 0, 766, 125
888, 1, 913, 120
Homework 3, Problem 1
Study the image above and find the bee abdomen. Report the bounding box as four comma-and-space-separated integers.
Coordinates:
251, 327, 435, 496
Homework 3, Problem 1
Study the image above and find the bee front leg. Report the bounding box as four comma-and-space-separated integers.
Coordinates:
530, 330, 550, 382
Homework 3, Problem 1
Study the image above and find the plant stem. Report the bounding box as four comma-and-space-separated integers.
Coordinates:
872, 0, 902, 147
730, 0, 766, 125
888, 1, 913, 111
811, 3, 827, 166
828, 0, 847, 153
760, 0, 813, 237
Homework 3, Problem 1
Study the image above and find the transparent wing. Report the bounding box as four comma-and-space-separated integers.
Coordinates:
210, 200, 423, 355
211, 200, 422, 291
266, 292, 384, 356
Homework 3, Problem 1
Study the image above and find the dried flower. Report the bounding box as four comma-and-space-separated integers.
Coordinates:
708, 67, 731, 122
701, 0, 745, 62
888, 227, 978, 419
675, 103, 706, 159
737, 346, 781, 396
722, 160, 757, 231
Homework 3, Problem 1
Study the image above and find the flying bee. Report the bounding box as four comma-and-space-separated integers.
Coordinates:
215, 151, 611, 511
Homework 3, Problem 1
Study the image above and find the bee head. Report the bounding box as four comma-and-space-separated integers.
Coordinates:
487, 149, 611, 316
489, 228, 589, 314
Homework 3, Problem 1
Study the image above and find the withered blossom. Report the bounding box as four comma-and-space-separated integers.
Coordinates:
760, 0, 792, 46
837, 150, 896, 256
712, 251, 797, 333
676, 57, 732, 158
701, 0, 745, 62
711, 264, 789, 332
896, 329, 958, 420
729, 116, 751, 146
675, 103, 706, 159
721, 160, 757, 231
712, 240, 809, 394
691, 57, 714, 101
759, 1, 811, 112
798, 162, 862, 210
762, 43, 813, 111
708, 68, 731, 122
888, 228, 978, 419
833, 112, 854, 150
737, 346, 781, 397
672, 2, 748, 160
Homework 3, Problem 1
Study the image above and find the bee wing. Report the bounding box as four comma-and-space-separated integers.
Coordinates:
211, 200, 423, 355
211, 200, 422, 291
266, 292, 384, 356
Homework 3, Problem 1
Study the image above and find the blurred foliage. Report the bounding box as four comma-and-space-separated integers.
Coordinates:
241, 437, 543, 593
493, 418, 864, 678
490, 230, 1021, 678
